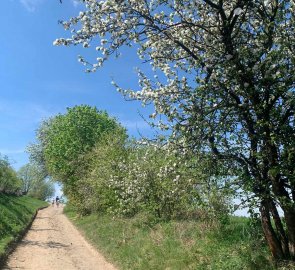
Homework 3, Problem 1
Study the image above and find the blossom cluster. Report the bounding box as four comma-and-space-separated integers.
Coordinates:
55, 0, 295, 164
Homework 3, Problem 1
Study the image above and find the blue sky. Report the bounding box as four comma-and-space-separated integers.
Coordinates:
1, 0, 154, 170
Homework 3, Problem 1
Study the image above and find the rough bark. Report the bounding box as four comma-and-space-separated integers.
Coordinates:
282, 206, 295, 259
269, 201, 290, 258
260, 200, 284, 260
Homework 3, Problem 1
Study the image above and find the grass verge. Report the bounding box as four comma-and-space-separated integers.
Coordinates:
0, 193, 48, 263
64, 206, 280, 270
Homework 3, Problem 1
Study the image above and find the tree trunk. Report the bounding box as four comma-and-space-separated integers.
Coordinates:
282, 206, 295, 259
260, 200, 284, 260
269, 200, 290, 258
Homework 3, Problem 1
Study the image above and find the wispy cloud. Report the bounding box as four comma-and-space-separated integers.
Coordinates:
19, 0, 44, 12
120, 120, 150, 130
0, 149, 25, 155
0, 100, 58, 132
71, 0, 80, 8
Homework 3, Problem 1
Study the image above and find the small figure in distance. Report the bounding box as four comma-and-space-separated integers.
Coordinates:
56, 196, 60, 207
52, 199, 55, 207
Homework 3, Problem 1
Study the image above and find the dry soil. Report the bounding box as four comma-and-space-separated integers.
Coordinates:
4, 205, 117, 270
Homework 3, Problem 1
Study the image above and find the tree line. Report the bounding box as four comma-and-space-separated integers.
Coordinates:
0, 154, 54, 200
28, 105, 231, 221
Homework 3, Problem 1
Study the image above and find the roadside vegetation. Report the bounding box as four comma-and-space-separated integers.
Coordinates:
29, 104, 295, 269
0, 154, 54, 200
0, 151, 52, 263
0, 155, 21, 195
0, 194, 48, 259
65, 206, 274, 270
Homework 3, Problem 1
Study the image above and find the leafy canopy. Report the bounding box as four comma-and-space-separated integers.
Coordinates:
30, 105, 126, 184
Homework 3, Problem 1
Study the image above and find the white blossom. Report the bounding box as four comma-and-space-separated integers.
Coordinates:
233, 7, 243, 16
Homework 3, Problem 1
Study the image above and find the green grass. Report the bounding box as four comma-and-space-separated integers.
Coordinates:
0, 194, 48, 256
64, 207, 278, 270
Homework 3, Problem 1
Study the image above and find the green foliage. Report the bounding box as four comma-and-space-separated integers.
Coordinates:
30, 105, 233, 220
74, 137, 227, 220
65, 207, 276, 270
18, 164, 36, 194
28, 178, 54, 201
28, 105, 126, 203
0, 155, 21, 194
72, 130, 128, 214
0, 194, 48, 256
29, 105, 234, 226
43, 105, 124, 181
18, 163, 54, 201
26, 119, 52, 178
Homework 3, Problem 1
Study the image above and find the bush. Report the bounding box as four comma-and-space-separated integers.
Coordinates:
77, 139, 208, 220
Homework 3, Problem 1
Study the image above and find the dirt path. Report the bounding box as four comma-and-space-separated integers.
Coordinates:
4, 205, 117, 270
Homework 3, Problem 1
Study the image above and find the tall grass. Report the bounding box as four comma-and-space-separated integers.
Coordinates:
65, 206, 277, 270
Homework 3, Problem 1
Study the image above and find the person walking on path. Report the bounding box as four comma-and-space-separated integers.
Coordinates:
55, 196, 60, 207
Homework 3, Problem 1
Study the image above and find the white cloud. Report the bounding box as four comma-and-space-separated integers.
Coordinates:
71, 0, 80, 7
19, 0, 44, 12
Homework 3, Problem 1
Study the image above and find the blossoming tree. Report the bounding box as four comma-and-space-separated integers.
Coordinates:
55, 0, 295, 260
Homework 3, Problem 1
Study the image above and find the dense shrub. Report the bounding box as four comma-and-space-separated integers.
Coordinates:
29, 106, 234, 222
74, 136, 233, 221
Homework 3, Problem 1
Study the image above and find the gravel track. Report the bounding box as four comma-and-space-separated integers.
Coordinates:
4, 205, 117, 270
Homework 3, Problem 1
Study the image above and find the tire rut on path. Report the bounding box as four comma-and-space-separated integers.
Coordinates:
4, 205, 117, 270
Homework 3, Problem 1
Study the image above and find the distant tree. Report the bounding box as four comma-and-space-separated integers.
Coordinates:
18, 164, 39, 195
17, 163, 54, 200
55, 0, 295, 260
28, 177, 54, 201
27, 119, 53, 178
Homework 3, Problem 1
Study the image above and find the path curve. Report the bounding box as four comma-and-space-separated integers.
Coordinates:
4, 205, 117, 270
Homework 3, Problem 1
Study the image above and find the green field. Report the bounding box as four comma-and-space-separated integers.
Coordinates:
64, 207, 279, 270
0, 194, 48, 258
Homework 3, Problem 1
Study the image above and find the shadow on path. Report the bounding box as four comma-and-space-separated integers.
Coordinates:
30, 228, 58, 232
19, 240, 70, 249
